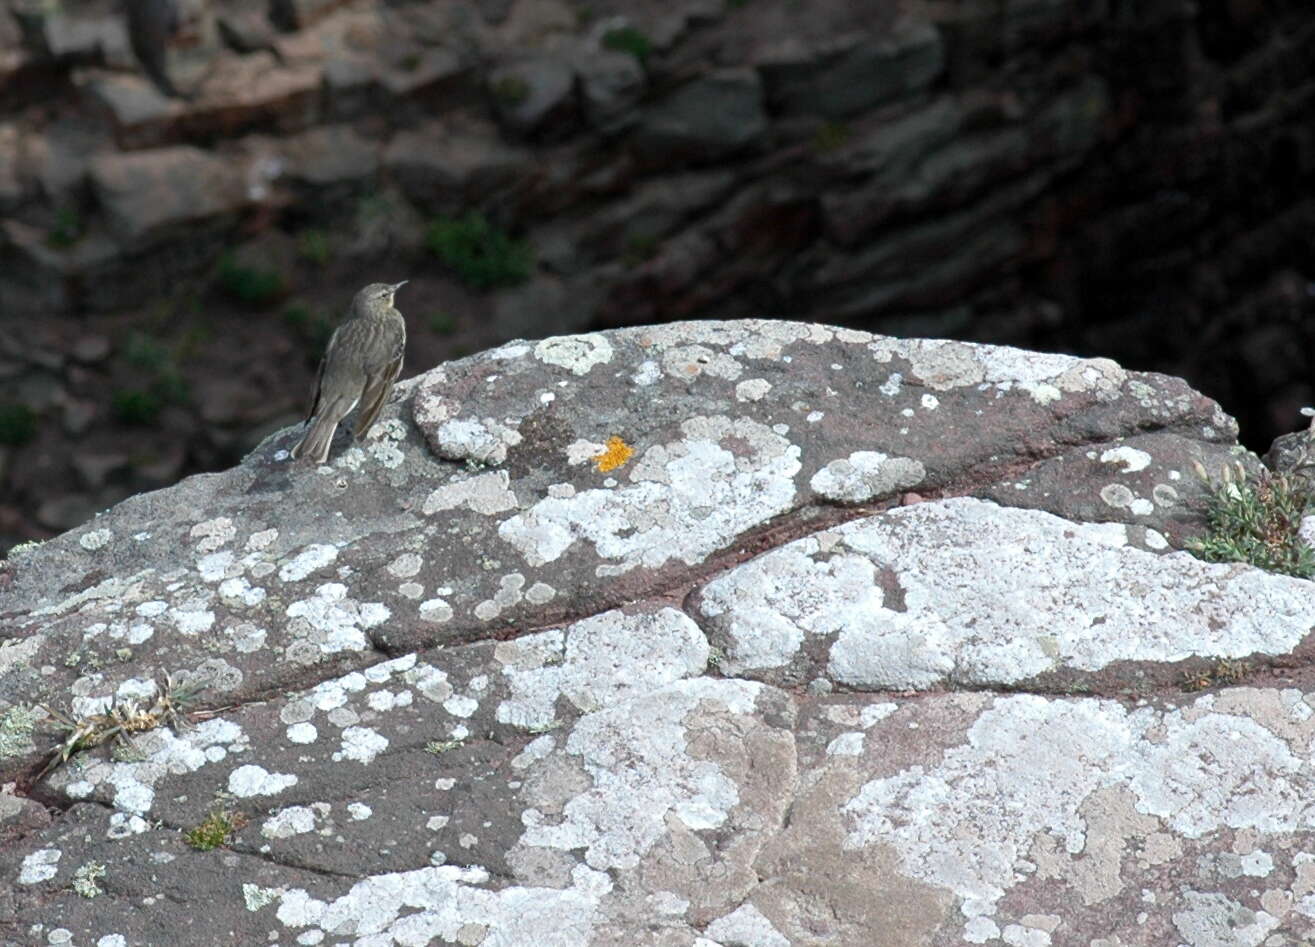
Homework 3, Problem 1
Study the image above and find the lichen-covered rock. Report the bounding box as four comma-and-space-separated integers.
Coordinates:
3, 321, 1314, 946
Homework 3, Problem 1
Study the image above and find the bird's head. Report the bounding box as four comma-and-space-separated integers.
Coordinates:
356, 281, 408, 308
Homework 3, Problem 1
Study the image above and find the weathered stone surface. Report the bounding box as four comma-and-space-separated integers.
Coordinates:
760, 19, 945, 119
88, 145, 250, 248
4, 321, 1314, 946
632, 68, 768, 162
488, 57, 577, 136
384, 117, 533, 215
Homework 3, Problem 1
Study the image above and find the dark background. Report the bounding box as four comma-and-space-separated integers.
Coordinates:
0, 0, 1311, 554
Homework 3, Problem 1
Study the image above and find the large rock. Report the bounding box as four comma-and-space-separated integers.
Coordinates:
88, 145, 251, 248
8, 321, 1313, 945
632, 68, 768, 162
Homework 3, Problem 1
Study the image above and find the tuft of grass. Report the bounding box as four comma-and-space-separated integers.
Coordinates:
426, 213, 533, 290
296, 229, 332, 267
491, 75, 529, 106
0, 402, 37, 446
425, 738, 465, 755
111, 389, 163, 426
602, 26, 651, 64
217, 252, 286, 308
1187, 461, 1315, 578
185, 809, 246, 851
813, 120, 851, 153
1180, 658, 1252, 693
47, 206, 83, 249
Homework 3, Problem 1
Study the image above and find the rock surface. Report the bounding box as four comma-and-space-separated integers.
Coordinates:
4, 321, 1314, 946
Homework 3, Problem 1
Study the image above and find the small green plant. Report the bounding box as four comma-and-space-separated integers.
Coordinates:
813, 120, 851, 153
427, 311, 458, 336
622, 233, 660, 266
1187, 461, 1315, 578
0, 402, 37, 445
47, 206, 83, 248
111, 389, 163, 426
217, 252, 285, 308
425, 738, 466, 755
72, 862, 106, 898
297, 229, 332, 266
282, 303, 336, 354
491, 75, 529, 106
426, 213, 533, 290
602, 26, 652, 64
185, 809, 245, 850
1180, 658, 1251, 693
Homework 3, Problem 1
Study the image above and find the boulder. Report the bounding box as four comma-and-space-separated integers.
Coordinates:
7, 321, 1309, 945
88, 145, 250, 249
632, 67, 767, 163
487, 57, 578, 137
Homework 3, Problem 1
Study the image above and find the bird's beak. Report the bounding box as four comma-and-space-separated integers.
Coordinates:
391, 281, 409, 293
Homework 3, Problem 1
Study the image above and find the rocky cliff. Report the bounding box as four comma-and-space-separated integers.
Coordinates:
3, 321, 1315, 945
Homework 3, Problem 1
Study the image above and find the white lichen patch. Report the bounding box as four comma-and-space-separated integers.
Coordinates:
270, 863, 610, 945
285, 584, 389, 657
228, 764, 298, 797
495, 608, 710, 729
422, 470, 518, 515
433, 417, 524, 465
1100, 446, 1153, 473
535, 333, 614, 375
278, 544, 339, 583
1099, 483, 1154, 517
810, 451, 925, 503
58, 718, 247, 817
661, 344, 743, 381
869, 338, 1127, 401
191, 517, 236, 553
79, 528, 112, 551
705, 903, 790, 947
499, 416, 800, 572
736, 378, 772, 402
698, 497, 1315, 689
387, 553, 422, 579
18, 848, 60, 884
844, 692, 1315, 930
518, 678, 762, 870
262, 806, 317, 839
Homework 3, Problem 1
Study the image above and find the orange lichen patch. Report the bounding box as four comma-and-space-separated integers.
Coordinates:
594, 436, 635, 473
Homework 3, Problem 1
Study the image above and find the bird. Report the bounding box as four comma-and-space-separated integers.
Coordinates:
291, 281, 409, 465
124, 0, 183, 98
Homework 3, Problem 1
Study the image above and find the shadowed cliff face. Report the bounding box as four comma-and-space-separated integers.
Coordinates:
0, 0, 1311, 553
4, 321, 1315, 946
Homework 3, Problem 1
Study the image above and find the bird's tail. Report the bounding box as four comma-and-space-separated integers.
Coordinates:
291, 413, 340, 465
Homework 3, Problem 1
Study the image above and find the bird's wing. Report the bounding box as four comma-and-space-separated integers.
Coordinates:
304, 325, 342, 423
352, 351, 404, 441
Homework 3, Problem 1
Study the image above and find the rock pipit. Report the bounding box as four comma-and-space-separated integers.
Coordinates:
292, 281, 408, 465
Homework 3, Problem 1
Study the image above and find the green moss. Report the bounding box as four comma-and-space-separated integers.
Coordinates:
1187, 463, 1315, 578
111, 388, 163, 426
813, 120, 850, 152
185, 810, 244, 851
47, 206, 83, 249
0, 402, 37, 446
0, 705, 42, 758
426, 213, 533, 290
296, 229, 332, 266
491, 75, 529, 106
602, 26, 652, 64
217, 252, 286, 308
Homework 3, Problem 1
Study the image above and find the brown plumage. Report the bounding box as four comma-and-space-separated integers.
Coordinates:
292, 281, 408, 465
